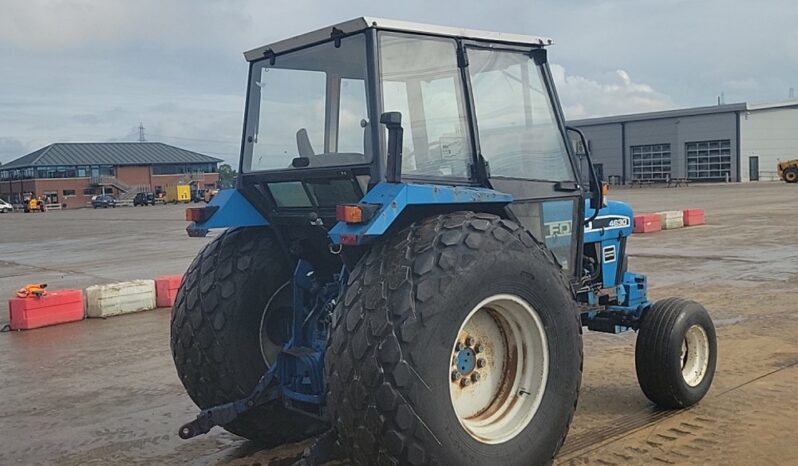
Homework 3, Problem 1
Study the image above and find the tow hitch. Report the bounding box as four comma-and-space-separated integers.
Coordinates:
178, 367, 278, 439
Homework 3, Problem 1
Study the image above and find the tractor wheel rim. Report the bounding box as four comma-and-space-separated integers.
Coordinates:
258, 281, 292, 368
681, 324, 710, 387
448, 294, 549, 444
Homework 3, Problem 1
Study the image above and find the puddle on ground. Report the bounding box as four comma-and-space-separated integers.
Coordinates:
714, 315, 748, 327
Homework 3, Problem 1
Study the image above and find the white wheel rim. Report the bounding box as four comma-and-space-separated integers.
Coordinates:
681, 324, 710, 387
448, 294, 549, 444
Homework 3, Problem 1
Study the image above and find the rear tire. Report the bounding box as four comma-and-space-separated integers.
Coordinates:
784, 167, 798, 183
635, 298, 716, 408
326, 212, 582, 466
171, 227, 326, 445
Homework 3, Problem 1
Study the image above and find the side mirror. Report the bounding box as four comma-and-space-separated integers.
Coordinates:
380, 112, 403, 183
565, 126, 602, 224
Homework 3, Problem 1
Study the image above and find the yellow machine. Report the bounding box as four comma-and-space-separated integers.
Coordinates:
777, 159, 798, 183
24, 197, 45, 213
165, 184, 191, 203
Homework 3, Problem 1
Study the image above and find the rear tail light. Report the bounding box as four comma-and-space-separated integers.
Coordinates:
185, 206, 218, 223
336, 204, 379, 224
339, 234, 359, 245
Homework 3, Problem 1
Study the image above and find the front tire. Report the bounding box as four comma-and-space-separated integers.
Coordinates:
635, 298, 717, 408
326, 212, 582, 466
784, 167, 798, 183
171, 227, 326, 445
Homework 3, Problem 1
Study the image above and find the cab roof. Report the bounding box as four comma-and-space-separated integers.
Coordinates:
243, 17, 553, 62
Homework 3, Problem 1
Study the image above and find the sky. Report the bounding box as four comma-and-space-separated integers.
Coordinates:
1, 0, 796, 165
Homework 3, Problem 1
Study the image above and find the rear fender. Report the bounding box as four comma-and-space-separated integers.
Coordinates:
328, 182, 512, 246
186, 189, 268, 237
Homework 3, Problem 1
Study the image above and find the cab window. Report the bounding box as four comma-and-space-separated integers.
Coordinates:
467, 49, 574, 182
379, 33, 472, 179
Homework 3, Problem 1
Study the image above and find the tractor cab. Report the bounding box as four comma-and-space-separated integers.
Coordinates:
178, 18, 716, 465
197, 18, 594, 277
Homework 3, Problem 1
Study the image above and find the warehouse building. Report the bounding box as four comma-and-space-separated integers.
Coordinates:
569, 99, 798, 183
0, 142, 222, 208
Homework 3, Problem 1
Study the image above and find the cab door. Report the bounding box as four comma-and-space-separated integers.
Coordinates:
463, 45, 583, 275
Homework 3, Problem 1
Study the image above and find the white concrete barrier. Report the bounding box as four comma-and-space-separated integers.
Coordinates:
658, 210, 684, 230
85, 280, 156, 318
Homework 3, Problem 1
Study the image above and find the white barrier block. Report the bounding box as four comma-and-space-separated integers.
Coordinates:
85, 280, 156, 318
658, 211, 684, 230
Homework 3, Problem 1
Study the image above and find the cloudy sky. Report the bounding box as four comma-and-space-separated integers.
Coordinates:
1, 0, 796, 165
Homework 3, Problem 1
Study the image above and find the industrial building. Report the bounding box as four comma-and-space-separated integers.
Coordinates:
0, 142, 221, 208
569, 99, 798, 183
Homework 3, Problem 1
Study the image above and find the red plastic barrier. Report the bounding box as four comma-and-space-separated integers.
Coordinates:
683, 208, 705, 226
155, 275, 183, 308
633, 214, 662, 233
8, 289, 84, 330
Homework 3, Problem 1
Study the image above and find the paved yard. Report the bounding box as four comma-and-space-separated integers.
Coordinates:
0, 182, 796, 465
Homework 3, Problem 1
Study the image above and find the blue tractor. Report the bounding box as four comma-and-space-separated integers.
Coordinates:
172, 18, 717, 465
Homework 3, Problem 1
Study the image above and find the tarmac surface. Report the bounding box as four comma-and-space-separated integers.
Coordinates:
0, 182, 797, 465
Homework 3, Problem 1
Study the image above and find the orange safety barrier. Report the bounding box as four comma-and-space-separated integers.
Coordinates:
8, 289, 84, 330
155, 275, 183, 308
633, 214, 662, 234
683, 208, 706, 226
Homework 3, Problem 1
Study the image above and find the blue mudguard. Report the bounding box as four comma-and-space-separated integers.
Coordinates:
328, 182, 513, 246
186, 189, 268, 236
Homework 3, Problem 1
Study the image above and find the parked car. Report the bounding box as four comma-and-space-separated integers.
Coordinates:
92, 195, 116, 209
0, 198, 12, 213
133, 192, 156, 206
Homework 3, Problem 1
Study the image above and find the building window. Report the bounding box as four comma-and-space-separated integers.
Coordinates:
686, 140, 731, 180
63, 189, 76, 197
152, 163, 216, 175
43, 191, 59, 204
631, 144, 671, 181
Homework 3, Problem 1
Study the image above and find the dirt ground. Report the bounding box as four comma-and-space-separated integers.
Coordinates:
0, 182, 796, 465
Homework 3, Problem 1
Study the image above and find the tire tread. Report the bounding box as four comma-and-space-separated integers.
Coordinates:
326, 212, 582, 465
171, 227, 324, 445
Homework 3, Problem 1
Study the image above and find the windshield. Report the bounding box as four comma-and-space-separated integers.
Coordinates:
242, 33, 372, 172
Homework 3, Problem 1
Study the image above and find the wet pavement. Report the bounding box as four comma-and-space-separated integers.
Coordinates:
0, 204, 213, 326
1, 182, 797, 464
